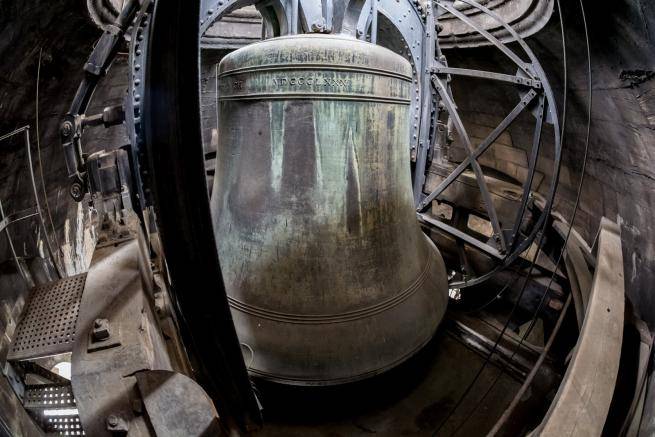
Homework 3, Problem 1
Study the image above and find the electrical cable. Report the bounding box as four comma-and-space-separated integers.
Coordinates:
456, 275, 516, 314
446, 0, 593, 434
456, 259, 555, 315
487, 2, 591, 432
430, 0, 570, 433
35, 47, 62, 267
432, 179, 553, 437
487, 294, 572, 436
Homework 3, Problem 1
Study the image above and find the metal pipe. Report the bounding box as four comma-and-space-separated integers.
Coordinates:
486, 294, 573, 436
0, 126, 29, 143
0, 212, 40, 231
370, 0, 378, 44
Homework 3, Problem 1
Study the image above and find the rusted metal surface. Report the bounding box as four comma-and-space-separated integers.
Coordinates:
71, 222, 174, 437
7, 273, 86, 361
22, 382, 83, 436
135, 370, 222, 436
530, 218, 625, 436
211, 34, 448, 385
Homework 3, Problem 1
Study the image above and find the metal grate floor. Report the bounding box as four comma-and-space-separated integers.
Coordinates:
45, 415, 85, 436
8, 273, 87, 361
24, 383, 76, 409
24, 383, 84, 436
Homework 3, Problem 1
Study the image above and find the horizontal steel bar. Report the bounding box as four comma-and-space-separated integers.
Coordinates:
0, 126, 29, 143
0, 212, 40, 233
417, 212, 503, 260
433, 66, 542, 89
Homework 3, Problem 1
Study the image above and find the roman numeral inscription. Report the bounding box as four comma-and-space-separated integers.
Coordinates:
271, 76, 352, 88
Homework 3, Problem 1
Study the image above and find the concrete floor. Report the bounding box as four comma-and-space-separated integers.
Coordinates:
251, 317, 552, 437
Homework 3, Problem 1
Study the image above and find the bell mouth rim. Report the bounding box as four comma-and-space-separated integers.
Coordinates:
229, 235, 448, 386
245, 324, 439, 387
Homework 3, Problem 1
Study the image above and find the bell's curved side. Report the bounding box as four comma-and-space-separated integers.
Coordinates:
211, 34, 449, 385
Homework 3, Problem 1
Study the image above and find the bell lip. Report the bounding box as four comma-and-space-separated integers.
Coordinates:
246, 328, 439, 386
239, 235, 449, 387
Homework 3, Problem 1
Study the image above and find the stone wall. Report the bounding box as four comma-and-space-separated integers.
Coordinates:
0, 0, 128, 276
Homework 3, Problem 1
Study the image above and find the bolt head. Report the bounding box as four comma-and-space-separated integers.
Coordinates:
94, 318, 106, 328
70, 182, 85, 202
92, 318, 111, 341
61, 121, 73, 136
106, 414, 129, 434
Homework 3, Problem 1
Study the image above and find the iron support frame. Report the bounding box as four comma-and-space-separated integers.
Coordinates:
143, 0, 263, 430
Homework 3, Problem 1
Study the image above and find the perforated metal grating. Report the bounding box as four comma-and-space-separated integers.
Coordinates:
8, 273, 87, 361
23, 383, 84, 435
24, 383, 76, 409
45, 416, 85, 436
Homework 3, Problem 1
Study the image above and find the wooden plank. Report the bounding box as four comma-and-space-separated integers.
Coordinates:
532, 218, 625, 436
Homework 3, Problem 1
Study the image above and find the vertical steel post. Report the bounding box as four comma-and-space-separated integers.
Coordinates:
413, 1, 437, 205
370, 0, 378, 44
290, 0, 299, 34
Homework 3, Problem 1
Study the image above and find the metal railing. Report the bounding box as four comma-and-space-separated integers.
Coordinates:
0, 125, 63, 279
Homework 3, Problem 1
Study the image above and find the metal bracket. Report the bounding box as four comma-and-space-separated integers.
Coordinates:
87, 318, 122, 353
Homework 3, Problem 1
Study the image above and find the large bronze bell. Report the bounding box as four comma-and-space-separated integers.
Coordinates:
211, 34, 448, 385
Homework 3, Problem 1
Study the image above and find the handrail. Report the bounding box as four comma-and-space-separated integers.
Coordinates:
0, 125, 63, 278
